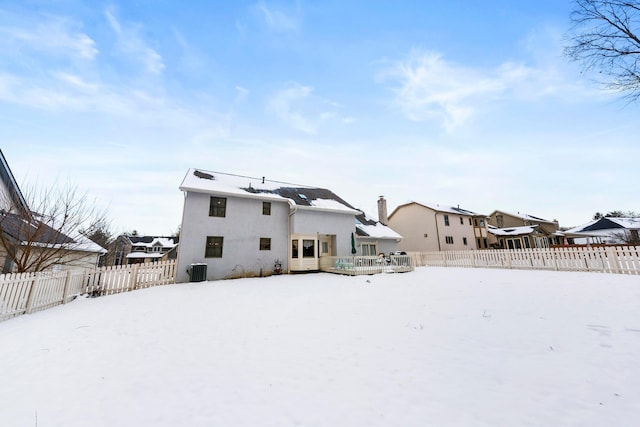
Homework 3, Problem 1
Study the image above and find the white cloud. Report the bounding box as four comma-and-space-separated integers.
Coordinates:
380, 50, 532, 131
235, 86, 250, 103
0, 16, 97, 60
380, 32, 604, 132
267, 83, 316, 133
104, 8, 165, 75
253, 1, 300, 32
266, 82, 345, 134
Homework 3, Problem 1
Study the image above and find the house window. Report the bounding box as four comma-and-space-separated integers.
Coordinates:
507, 238, 522, 250
474, 218, 478, 227
259, 238, 271, 250
209, 197, 227, 217
292, 240, 299, 258
468, 218, 472, 226
460, 217, 464, 225
445, 236, 454, 244
205, 236, 223, 258
302, 239, 315, 258
524, 236, 531, 248
444, 215, 450, 226
362, 243, 377, 256
262, 202, 271, 215
477, 238, 482, 248
463, 237, 468, 246
321, 241, 329, 255
483, 238, 488, 248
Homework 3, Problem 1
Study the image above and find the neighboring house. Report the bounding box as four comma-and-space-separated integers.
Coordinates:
0, 150, 106, 273
112, 235, 179, 265
563, 217, 640, 245
487, 224, 547, 250
487, 210, 564, 249
176, 169, 400, 282
387, 201, 489, 252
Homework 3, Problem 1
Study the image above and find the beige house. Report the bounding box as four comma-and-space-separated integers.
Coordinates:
487, 210, 563, 249
387, 201, 489, 252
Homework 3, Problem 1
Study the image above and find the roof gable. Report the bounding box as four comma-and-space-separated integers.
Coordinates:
390, 201, 483, 218
567, 217, 640, 233
491, 210, 555, 224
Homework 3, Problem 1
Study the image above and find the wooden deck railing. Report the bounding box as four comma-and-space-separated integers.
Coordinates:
320, 255, 414, 276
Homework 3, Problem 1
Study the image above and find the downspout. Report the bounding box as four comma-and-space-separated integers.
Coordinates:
287, 200, 297, 273
434, 211, 442, 251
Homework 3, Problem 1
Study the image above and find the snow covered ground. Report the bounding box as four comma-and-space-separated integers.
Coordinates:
1, 267, 639, 427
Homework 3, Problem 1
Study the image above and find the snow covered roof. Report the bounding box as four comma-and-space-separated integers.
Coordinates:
564, 217, 640, 233
180, 169, 360, 215
355, 213, 402, 240
487, 225, 539, 236
129, 236, 179, 249
492, 210, 556, 224
126, 252, 164, 259
391, 201, 484, 217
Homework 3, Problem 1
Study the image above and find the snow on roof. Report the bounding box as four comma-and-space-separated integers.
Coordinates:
180, 169, 359, 214
126, 252, 164, 259
487, 225, 539, 236
355, 212, 402, 240
397, 201, 484, 217
608, 217, 640, 229
564, 217, 640, 233
309, 198, 359, 213
493, 210, 555, 224
130, 236, 178, 249
73, 234, 108, 254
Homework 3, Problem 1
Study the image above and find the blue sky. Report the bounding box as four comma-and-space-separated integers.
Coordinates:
1, 0, 638, 235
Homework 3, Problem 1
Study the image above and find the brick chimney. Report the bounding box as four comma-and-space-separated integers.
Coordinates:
377, 196, 388, 225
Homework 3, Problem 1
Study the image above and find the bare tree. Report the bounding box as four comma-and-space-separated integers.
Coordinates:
565, 0, 640, 100
0, 181, 108, 273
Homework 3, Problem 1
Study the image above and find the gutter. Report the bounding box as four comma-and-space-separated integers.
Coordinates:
435, 211, 442, 251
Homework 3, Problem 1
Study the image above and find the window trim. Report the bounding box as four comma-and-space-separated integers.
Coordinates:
205, 236, 224, 258
262, 201, 271, 216
259, 237, 271, 251
209, 197, 227, 217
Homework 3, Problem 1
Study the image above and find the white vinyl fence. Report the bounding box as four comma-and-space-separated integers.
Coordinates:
409, 246, 640, 275
0, 260, 176, 322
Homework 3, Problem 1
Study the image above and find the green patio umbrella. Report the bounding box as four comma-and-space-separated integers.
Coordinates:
351, 232, 357, 254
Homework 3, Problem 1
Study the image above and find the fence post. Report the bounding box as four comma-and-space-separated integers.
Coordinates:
606, 247, 621, 274
61, 270, 73, 304
25, 274, 40, 314
129, 264, 139, 291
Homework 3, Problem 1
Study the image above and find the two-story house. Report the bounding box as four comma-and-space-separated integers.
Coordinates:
387, 201, 489, 252
487, 210, 563, 249
112, 235, 179, 265
176, 169, 400, 282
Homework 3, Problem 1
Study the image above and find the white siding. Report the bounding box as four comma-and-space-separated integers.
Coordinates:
177, 192, 290, 282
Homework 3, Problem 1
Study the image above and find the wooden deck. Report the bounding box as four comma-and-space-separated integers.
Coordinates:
320, 255, 414, 276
